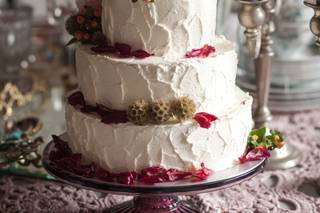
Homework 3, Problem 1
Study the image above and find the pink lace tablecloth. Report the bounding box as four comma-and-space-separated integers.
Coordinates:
1, 110, 320, 213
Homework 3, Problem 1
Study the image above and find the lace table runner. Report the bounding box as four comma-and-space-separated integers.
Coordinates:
1, 110, 320, 213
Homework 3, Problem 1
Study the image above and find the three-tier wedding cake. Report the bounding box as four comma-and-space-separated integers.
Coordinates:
65, 0, 253, 174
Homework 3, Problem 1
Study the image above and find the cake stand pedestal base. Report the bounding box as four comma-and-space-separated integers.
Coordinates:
266, 143, 302, 170
109, 196, 197, 213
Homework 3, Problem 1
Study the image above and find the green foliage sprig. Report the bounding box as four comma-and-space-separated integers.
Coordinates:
248, 127, 285, 150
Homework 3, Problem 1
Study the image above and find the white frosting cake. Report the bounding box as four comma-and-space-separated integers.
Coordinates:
65, 0, 254, 174
76, 36, 237, 113
66, 88, 253, 173
102, 0, 217, 58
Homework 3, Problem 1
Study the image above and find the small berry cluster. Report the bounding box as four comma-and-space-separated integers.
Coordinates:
65, 4, 102, 46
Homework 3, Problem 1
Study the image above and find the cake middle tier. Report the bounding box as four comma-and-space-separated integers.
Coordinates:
76, 37, 238, 113
102, 0, 217, 58
66, 88, 253, 173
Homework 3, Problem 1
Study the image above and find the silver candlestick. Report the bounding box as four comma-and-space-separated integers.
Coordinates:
304, 1, 320, 47
238, 0, 302, 170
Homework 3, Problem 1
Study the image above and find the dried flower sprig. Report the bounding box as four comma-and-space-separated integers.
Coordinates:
127, 97, 196, 125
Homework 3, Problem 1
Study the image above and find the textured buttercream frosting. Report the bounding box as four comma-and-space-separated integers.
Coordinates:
102, 0, 217, 58
66, 88, 253, 173
67, 0, 254, 175
76, 36, 238, 114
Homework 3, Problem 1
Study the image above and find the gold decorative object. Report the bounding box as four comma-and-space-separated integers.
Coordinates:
304, 1, 320, 47
237, 0, 301, 170
0, 82, 33, 118
0, 72, 47, 120
0, 117, 43, 168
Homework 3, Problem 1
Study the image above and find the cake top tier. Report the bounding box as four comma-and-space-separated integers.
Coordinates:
102, 0, 217, 58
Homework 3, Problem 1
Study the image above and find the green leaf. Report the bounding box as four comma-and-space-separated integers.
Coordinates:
250, 127, 267, 139
65, 38, 78, 47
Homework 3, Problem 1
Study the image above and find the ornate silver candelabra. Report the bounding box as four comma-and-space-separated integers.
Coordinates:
237, 0, 302, 170
304, 1, 320, 47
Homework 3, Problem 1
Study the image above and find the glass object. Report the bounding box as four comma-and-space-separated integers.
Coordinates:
237, 0, 320, 112
216, 0, 232, 35
0, 5, 33, 74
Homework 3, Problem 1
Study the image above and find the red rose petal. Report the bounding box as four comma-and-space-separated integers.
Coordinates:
96, 103, 113, 114
239, 145, 271, 164
91, 32, 108, 46
91, 41, 153, 59
186, 44, 216, 58
131, 50, 153, 59
196, 112, 218, 122
192, 163, 213, 181
193, 114, 212, 129
80, 105, 97, 114
117, 172, 137, 185
193, 112, 218, 129
51, 136, 214, 185
115, 43, 132, 56
139, 175, 165, 185
68, 91, 85, 107
101, 111, 128, 124
91, 46, 117, 54
68, 92, 128, 124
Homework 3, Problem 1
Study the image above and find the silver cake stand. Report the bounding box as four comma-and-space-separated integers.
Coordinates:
42, 135, 266, 213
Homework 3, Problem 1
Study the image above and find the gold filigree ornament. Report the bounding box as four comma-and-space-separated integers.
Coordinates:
0, 74, 48, 120
0, 82, 33, 119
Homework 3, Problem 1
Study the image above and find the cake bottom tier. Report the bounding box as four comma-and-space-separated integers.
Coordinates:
66, 89, 253, 173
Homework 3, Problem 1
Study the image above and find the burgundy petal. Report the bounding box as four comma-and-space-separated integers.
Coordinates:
193, 112, 218, 129
51, 137, 214, 185
91, 46, 117, 54
239, 145, 271, 164
101, 111, 128, 124
196, 112, 218, 122
91, 32, 108, 46
68, 91, 85, 107
131, 50, 153, 59
115, 43, 132, 56
192, 163, 213, 181
186, 44, 216, 58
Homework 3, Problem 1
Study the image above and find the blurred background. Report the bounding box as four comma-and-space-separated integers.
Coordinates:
0, 0, 78, 177
0, 0, 319, 177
